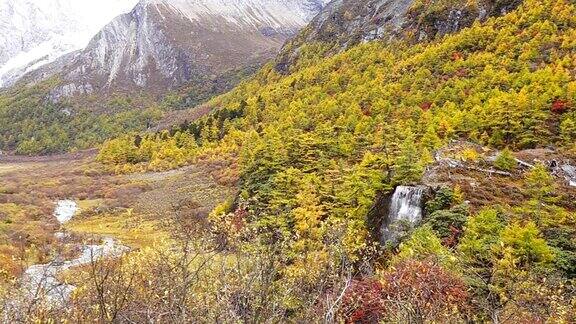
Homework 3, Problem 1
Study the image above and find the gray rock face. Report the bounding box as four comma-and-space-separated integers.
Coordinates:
550, 161, 576, 187
12, 0, 329, 101
0, 0, 138, 87
275, 0, 522, 73
561, 165, 576, 187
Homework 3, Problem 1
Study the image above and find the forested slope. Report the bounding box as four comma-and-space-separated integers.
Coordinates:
0, 79, 163, 155
89, 0, 576, 321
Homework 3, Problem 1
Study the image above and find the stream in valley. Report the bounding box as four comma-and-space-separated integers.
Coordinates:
21, 200, 127, 305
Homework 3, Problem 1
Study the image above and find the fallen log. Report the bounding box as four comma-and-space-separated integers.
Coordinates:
466, 166, 513, 177
515, 158, 534, 169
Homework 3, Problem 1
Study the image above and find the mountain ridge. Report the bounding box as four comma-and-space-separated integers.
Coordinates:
275, 0, 523, 73
0, 0, 139, 87
7, 0, 329, 102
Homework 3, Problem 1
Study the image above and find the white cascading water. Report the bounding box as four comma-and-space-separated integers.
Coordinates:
380, 186, 427, 244
53, 199, 78, 224
560, 164, 576, 187
15, 200, 128, 306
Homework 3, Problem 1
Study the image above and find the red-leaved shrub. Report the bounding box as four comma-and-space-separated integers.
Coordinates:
380, 259, 469, 322
551, 99, 570, 114
420, 102, 432, 111
341, 279, 385, 323
340, 259, 469, 323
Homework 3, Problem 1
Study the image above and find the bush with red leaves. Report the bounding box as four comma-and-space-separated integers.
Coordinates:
442, 226, 463, 248
340, 279, 385, 323
380, 259, 469, 323
340, 259, 469, 323
451, 52, 464, 61
420, 102, 432, 111
551, 99, 570, 114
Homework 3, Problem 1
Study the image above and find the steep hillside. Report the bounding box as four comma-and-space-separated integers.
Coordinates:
95, 0, 576, 320
0, 0, 138, 86
0, 0, 328, 155
17, 0, 329, 101
275, 0, 522, 73
0, 79, 162, 155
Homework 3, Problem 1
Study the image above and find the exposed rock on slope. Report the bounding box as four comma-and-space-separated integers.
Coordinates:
0, 0, 138, 87
15, 0, 328, 102
275, 0, 522, 73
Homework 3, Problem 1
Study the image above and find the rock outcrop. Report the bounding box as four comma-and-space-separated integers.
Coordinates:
0, 0, 138, 87
5, 0, 329, 101
275, 0, 523, 73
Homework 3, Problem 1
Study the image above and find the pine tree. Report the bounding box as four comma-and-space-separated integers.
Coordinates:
524, 163, 558, 226
494, 149, 517, 171
560, 117, 576, 145
393, 132, 424, 185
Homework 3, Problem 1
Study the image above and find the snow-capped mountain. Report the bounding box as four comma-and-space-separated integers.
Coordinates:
0, 0, 139, 87
143, 0, 325, 30
1, 0, 329, 101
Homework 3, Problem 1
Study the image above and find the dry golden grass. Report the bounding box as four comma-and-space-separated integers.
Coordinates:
0, 153, 140, 283
0, 151, 236, 291
67, 210, 170, 249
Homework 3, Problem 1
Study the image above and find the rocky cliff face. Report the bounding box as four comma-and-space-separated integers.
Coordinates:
10, 0, 328, 102
275, 0, 522, 73
0, 0, 138, 87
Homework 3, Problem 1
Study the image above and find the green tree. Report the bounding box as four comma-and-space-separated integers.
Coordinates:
559, 117, 576, 146
392, 132, 424, 185
427, 204, 469, 242
494, 149, 517, 171
394, 226, 458, 270
458, 208, 504, 267
524, 163, 557, 225
499, 221, 554, 266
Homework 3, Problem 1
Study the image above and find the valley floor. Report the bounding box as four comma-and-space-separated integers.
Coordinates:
0, 151, 235, 295
1, 143, 575, 322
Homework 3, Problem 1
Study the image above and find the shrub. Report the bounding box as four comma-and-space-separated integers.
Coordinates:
460, 148, 480, 163
380, 259, 469, 323
426, 187, 455, 214
494, 149, 517, 171
427, 204, 469, 246
340, 279, 385, 323
551, 99, 570, 114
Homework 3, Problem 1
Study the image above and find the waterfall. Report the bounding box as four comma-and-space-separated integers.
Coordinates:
380, 186, 428, 244
389, 186, 426, 224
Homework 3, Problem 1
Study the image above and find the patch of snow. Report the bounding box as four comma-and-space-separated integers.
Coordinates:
0, 0, 139, 87
146, 0, 328, 31
2, 0, 329, 92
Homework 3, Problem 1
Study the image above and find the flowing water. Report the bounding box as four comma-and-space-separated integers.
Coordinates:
380, 186, 428, 244
22, 237, 127, 304
53, 200, 78, 224
19, 200, 127, 305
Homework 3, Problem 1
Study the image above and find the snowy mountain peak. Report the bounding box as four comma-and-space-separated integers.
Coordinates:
0, 0, 329, 99
142, 0, 328, 29
0, 0, 139, 87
